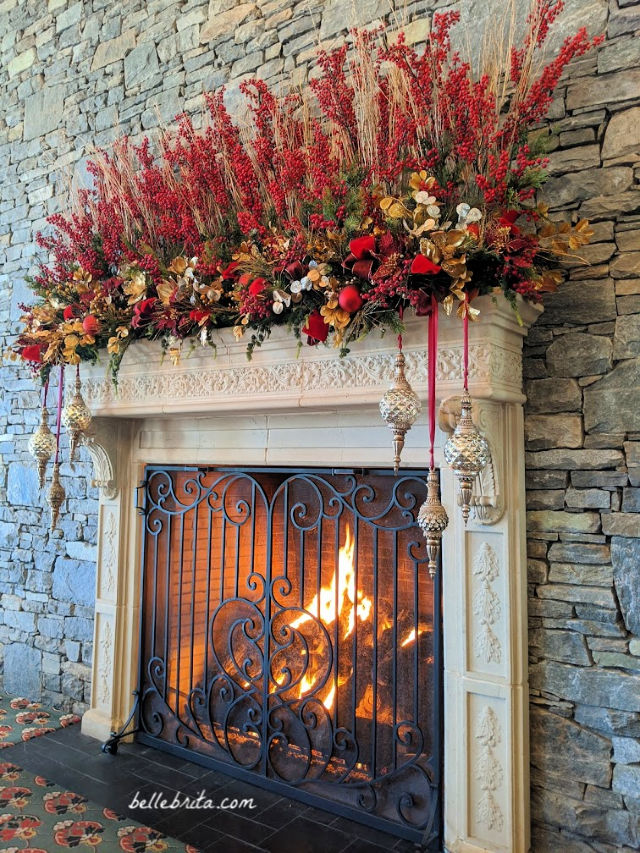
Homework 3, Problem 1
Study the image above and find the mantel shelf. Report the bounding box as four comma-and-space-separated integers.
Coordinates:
82, 295, 541, 418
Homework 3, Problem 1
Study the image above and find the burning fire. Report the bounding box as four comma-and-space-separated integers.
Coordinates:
292, 525, 372, 640
292, 525, 372, 713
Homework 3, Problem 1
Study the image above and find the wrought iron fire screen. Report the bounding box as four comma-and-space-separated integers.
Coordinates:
136, 466, 442, 847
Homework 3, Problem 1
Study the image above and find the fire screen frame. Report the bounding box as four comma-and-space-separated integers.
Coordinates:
134, 465, 443, 847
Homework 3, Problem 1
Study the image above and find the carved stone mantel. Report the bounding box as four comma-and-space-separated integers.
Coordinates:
80, 294, 538, 853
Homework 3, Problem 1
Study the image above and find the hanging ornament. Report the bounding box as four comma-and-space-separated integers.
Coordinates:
417, 296, 448, 577
61, 365, 92, 463
28, 382, 56, 488
48, 364, 66, 531
444, 297, 489, 522
48, 461, 65, 532
418, 469, 449, 578
379, 313, 421, 474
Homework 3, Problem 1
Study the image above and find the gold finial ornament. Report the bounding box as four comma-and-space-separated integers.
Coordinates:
28, 405, 57, 488
379, 351, 422, 475
61, 371, 92, 463
417, 469, 449, 578
443, 390, 490, 523
47, 461, 65, 531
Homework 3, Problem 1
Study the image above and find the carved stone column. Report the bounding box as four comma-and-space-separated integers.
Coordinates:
81, 417, 140, 741
438, 317, 537, 852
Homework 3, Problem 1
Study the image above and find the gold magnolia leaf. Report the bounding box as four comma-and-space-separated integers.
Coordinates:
168, 256, 188, 275
157, 280, 176, 305
379, 197, 395, 211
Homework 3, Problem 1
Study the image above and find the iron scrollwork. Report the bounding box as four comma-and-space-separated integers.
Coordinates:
138, 467, 440, 839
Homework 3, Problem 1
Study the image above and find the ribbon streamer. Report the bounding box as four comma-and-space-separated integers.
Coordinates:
463, 294, 469, 391
54, 364, 64, 464
428, 295, 438, 470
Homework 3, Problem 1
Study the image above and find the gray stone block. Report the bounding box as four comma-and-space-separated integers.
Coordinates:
612, 537, 640, 635
538, 280, 616, 326
3, 642, 41, 697
64, 616, 94, 642
546, 333, 612, 378
52, 557, 96, 607
7, 462, 40, 507
530, 706, 611, 787
530, 660, 640, 712
584, 359, 640, 433
525, 378, 581, 414
23, 84, 65, 140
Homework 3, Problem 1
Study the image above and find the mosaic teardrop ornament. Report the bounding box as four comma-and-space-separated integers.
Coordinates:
61, 372, 92, 463
28, 405, 57, 488
379, 352, 421, 475
443, 390, 490, 523
48, 461, 65, 531
417, 468, 449, 578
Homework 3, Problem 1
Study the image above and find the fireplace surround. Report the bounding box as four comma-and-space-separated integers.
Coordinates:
78, 294, 538, 852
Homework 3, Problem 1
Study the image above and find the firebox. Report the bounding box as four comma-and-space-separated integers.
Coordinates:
135, 465, 442, 847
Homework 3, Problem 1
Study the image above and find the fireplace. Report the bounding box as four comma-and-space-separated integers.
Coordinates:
79, 298, 536, 852
136, 466, 441, 846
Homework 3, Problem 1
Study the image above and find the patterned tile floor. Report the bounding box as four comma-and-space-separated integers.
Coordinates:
9, 727, 426, 852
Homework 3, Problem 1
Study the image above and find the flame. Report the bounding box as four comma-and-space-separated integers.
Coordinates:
291, 525, 372, 713
292, 525, 372, 640
400, 625, 429, 647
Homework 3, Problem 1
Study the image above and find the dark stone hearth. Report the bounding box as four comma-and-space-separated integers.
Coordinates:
9, 727, 414, 853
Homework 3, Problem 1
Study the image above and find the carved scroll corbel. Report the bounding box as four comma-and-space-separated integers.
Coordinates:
438, 396, 504, 525
80, 417, 118, 500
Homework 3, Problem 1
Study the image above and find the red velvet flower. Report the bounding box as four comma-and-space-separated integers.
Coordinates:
221, 261, 239, 279
131, 297, 157, 328
343, 235, 378, 279
248, 277, 267, 296
302, 311, 328, 344
63, 306, 75, 320
410, 254, 441, 275
82, 315, 99, 336
21, 345, 43, 363
189, 309, 208, 323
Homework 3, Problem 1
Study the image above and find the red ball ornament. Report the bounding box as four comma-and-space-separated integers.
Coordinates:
82, 315, 100, 335
338, 285, 363, 313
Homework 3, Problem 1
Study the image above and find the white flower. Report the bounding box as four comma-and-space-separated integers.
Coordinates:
272, 289, 291, 314
290, 280, 302, 294
300, 276, 311, 290
456, 203, 470, 221
200, 326, 208, 346
272, 301, 284, 314
456, 203, 482, 226
308, 260, 318, 268
415, 191, 436, 206
426, 205, 441, 218
466, 207, 482, 223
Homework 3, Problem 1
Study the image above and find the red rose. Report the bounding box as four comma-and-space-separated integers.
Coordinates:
410, 254, 442, 275
237, 273, 251, 287
82, 315, 99, 336
248, 277, 267, 296
467, 223, 480, 239
338, 284, 363, 313
302, 311, 328, 344
63, 306, 75, 320
21, 345, 43, 363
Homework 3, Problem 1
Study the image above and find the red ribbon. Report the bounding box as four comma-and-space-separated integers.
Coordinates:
55, 364, 64, 464
398, 305, 403, 352
43, 379, 49, 408
463, 294, 469, 391
428, 295, 438, 471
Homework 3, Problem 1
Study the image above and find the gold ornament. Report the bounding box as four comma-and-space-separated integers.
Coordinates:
417, 468, 449, 578
28, 405, 57, 488
47, 461, 65, 531
443, 390, 490, 523
61, 372, 92, 463
379, 352, 422, 474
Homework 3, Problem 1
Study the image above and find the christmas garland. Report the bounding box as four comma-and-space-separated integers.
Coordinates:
10, 3, 601, 383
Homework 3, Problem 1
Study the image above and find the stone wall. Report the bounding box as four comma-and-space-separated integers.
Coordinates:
0, 0, 639, 848
523, 2, 640, 849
